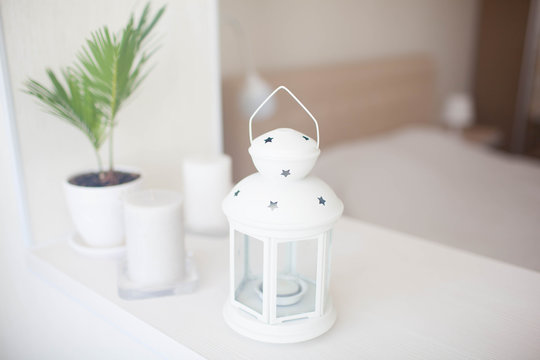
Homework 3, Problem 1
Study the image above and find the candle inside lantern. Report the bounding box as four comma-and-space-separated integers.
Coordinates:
277, 278, 301, 296
256, 276, 307, 306
123, 189, 185, 286
182, 154, 232, 235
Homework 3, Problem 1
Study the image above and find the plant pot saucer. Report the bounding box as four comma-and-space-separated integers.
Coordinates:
68, 232, 125, 259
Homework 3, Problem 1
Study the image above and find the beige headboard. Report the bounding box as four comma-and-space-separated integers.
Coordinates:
222, 54, 437, 181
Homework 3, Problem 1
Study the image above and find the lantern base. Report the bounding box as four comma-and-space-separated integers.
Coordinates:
223, 300, 337, 343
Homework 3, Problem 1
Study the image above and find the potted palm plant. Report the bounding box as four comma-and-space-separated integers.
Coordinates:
25, 3, 165, 249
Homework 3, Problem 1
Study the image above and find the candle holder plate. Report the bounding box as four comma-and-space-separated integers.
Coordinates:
117, 252, 199, 300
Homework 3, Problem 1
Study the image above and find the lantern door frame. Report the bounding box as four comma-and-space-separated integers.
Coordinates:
228, 224, 333, 325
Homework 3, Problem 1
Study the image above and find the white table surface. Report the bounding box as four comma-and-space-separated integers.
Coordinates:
28, 217, 540, 359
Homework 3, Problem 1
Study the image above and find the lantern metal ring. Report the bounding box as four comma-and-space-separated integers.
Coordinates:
248, 85, 320, 148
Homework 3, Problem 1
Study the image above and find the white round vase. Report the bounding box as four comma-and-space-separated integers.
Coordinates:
63, 168, 143, 248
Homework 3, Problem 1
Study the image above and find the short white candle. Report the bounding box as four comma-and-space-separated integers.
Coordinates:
182, 154, 232, 235
123, 189, 185, 286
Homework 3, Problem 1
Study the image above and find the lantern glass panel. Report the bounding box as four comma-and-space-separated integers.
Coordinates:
234, 231, 264, 315
275, 238, 319, 320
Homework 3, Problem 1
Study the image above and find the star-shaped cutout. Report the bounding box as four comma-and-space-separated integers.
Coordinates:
268, 201, 278, 211
234, 190, 240, 197
281, 169, 291, 177
303, 135, 309, 141
318, 196, 326, 205
264, 137, 273, 143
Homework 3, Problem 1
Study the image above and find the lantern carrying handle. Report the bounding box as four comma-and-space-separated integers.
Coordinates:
249, 86, 320, 148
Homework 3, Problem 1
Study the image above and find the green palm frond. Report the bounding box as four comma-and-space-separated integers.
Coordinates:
76, 3, 165, 120
23, 3, 165, 176
25, 69, 108, 150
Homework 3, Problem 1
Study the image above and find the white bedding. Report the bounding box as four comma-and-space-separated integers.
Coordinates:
313, 127, 540, 271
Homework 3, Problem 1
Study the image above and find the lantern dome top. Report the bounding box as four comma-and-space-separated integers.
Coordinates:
249, 128, 320, 180
222, 173, 343, 237
223, 85, 343, 237
250, 128, 318, 159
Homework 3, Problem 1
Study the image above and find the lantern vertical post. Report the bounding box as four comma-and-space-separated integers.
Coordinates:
323, 230, 333, 312
268, 239, 278, 323
261, 237, 270, 322
228, 226, 235, 305
315, 233, 326, 316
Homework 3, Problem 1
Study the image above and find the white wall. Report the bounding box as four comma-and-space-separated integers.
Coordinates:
2, 0, 220, 246
220, 0, 480, 105
0, 68, 158, 360
0, 0, 219, 358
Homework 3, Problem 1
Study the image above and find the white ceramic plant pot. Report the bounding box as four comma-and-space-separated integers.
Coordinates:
63, 167, 143, 248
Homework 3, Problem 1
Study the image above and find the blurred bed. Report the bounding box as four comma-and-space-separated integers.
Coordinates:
222, 55, 540, 271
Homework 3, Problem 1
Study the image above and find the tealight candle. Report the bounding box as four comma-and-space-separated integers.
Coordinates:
182, 154, 232, 235
123, 189, 185, 286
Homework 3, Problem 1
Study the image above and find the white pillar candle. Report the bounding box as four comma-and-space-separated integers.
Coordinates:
182, 154, 232, 235
123, 189, 185, 286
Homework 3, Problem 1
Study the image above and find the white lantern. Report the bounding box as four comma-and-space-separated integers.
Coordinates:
222, 86, 344, 343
